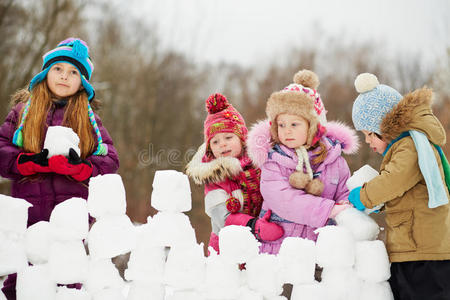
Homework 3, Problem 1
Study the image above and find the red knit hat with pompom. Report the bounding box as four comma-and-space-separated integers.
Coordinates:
204, 93, 248, 149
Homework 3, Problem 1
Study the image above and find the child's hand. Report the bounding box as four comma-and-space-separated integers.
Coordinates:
254, 210, 284, 241
329, 203, 352, 219
348, 187, 366, 211
16, 149, 51, 175
48, 148, 93, 181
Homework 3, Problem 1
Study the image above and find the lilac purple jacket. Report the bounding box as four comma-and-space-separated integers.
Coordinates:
247, 120, 359, 254
0, 102, 119, 227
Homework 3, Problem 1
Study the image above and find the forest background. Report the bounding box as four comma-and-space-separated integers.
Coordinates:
1, 0, 449, 251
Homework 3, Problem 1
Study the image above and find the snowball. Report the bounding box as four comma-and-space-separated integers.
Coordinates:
354, 240, 390, 282
237, 287, 263, 300
150, 212, 196, 247
165, 290, 205, 300
0, 194, 32, 235
50, 198, 89, 241
91, 288, 125, 300
126, 282, 165, 300
278, 237, 316, 284
125, 245, 166, 283
219, 225, 260, 264
315, 226, 355, 268
151, 170, 192, 212
88, 174, 126, 219
291, 282, 326, 300
334, 207, 380, 241
0, 231, 28, 276
48, 240, 89, 284
164, 243, 205, 289
25, 221, 52, 265
346, 164, 379, 191
84, 259, 124, 294
354, 73, 379, 93
87, 215, 136, 260
359, 281, 394, 300
55, 286, 91, 300
245, 253, 283, 297
16, 265, 57, 300
321, 267, 362, 300
44, 126, 80, 158
203, 253, 241, 299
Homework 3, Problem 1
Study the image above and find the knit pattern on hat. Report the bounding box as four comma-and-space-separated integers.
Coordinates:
352, 73, 402, 134
203, 93, 248, 150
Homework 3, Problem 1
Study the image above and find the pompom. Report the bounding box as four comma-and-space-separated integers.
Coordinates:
293, 70, 320, 89
289, 171, 310, 189
354, 73, 379, 93
206, 93, 230, 114
305, 178, 324, 196
71, 39, 88, 59
226, 196, 241, 213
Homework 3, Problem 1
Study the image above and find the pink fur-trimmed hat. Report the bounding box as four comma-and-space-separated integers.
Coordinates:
266, 69, 327, 148
203, 93, 248, 149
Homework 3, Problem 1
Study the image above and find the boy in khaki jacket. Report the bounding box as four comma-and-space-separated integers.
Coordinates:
349, 73, 450, 300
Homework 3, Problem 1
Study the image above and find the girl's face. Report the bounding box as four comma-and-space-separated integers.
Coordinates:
46, 63, 82, 98
362, 130, 388, 154
210, 132, 242, 158
277, 113, 309, 149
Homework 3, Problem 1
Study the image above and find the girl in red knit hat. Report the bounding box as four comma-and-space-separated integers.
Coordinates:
186, 93, 283, 254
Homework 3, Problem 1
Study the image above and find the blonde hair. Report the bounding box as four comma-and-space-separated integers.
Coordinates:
13, 81, 99, 159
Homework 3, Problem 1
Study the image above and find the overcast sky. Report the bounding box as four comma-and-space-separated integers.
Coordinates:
116, 0, 449, 67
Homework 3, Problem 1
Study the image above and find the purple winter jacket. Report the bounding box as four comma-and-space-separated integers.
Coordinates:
246, 120, 359, 254
0, 102, 119, 227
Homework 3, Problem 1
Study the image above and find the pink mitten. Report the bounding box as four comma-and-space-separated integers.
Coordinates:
329, 203, 352, 219
207, 232, 219, 255
254, 210, 284, 241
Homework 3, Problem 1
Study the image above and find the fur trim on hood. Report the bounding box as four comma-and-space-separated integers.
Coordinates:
185, 143, 243, 185
380, 87, 446, 145
247, 119, 359, 168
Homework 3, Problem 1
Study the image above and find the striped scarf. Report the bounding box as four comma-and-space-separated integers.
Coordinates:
238, 166, 263, 218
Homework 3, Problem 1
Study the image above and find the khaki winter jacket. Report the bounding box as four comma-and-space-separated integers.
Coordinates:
360, 87, 450, 263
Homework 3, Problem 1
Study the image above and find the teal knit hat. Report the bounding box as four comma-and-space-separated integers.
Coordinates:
13, 38, 107, 156
352, 73, 402, 135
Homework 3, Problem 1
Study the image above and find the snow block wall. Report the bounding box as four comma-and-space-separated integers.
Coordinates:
0, 170, 393, 300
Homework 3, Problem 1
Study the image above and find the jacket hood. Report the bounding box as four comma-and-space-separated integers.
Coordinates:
380, 87, 446, 145
247, 119, 359, 168
185, 143, 243, 185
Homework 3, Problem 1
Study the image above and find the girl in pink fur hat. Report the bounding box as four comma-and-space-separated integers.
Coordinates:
247, 70, 360, 255
186, 93, 283, 254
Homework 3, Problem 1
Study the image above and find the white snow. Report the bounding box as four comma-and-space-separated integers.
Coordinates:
218, 225, 260, 264
87, 174, 127, 219
24, 221, 52, 265
151, 170, 192, 212
87, 215, 136, 260
277, 237, 316, 285
1, 170, 393, 299
44, 126, 80, 159
0, 194, 32, 235
16, 264, 56, 300
49, 198, 89, 241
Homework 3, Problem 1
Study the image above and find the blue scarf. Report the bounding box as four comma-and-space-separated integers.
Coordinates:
383, 131, 448, 208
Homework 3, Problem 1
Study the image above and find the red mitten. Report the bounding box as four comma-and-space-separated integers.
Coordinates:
49, 148, 93, 181
253, 210, 284, 241
16, 149, 51, 175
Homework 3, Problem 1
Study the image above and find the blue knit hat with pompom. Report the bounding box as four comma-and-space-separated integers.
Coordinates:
352, 73, 402, 135
13, 38, 107, 156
